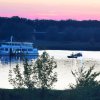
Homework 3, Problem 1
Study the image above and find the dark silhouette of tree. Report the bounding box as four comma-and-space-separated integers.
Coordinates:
33, 51, 57, 100
70, 65, 100, 89
34, 51, 57, 89
46, 26, 59, 41
1, 16, 100, 49
9, 59, 35, 89
8, 51, 57, 90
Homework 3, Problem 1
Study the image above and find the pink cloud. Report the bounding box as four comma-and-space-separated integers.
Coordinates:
0, 0, 100, 20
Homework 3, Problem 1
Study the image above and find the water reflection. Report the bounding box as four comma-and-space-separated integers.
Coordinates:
0, 55, 38, 65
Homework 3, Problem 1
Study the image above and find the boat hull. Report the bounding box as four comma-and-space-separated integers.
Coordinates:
0, 41, 39, 57
0, 52, 38, 56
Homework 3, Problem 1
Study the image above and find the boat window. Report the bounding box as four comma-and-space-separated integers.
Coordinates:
0, 48, 4, 51
5, 48, 8, 51
22, 49, 27, 51
16, 49, 21, 51
14, 44, 18, 46
17, 44, 19, 46
28, 49, 33, 51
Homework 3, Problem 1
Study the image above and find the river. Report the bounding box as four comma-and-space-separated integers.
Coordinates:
0, 50, 100, 90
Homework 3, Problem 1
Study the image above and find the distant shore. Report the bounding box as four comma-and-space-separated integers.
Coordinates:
36, 40, 100, 51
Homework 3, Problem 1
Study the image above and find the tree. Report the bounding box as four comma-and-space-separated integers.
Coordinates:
33, 51, 57, 100
46, 26, 59, 41
33, 51, 57, 89
70, 65, 100, 89
8, 59, 35, 89
8, 51, 57, 89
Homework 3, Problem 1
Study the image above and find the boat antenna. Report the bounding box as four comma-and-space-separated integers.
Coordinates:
10, 36, 13, 42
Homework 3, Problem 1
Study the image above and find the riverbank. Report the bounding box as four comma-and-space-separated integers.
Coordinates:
36, 40, 100, 51
0, 87, 100, 100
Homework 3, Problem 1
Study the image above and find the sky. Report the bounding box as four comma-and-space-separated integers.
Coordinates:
0, 0, 100, 20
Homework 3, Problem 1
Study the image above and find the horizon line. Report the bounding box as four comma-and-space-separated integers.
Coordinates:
0, 16, 100, 21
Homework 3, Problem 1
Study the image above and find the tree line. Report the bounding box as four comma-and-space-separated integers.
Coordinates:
0, 16, 100, 43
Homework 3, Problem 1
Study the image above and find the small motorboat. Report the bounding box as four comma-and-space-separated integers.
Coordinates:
67, 52, 82, 58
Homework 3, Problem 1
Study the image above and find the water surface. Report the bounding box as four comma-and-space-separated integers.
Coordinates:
0, 50, 100, 90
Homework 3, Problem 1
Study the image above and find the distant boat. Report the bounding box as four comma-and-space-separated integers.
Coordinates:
67, 52, 82, 58
0, 36, 38, 56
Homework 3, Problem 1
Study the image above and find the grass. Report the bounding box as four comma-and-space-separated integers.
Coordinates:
0, 87, 100, 100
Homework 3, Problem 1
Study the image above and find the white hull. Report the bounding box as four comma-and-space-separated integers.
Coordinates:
0, 52, 38, 56
0, 41, 38, 56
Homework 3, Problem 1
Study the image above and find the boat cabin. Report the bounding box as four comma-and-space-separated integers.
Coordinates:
0, 42, 38, 56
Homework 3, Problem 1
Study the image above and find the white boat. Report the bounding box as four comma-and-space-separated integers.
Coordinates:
0, 37, 38, 56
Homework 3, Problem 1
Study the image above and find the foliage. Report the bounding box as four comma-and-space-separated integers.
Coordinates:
9, 59, 35, 89
1, 16, 100, 43
33, 51, 57, 89
70, 65, 100, 89
9, 51, 57, 89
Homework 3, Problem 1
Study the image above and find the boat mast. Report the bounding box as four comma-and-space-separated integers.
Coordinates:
10, 36, 13, 55
10, 36, 13, 43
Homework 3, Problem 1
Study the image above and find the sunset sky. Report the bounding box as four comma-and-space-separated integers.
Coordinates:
0, 0, 100, 20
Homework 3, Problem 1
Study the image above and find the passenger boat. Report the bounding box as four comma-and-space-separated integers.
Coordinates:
0, 37, 38, 56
